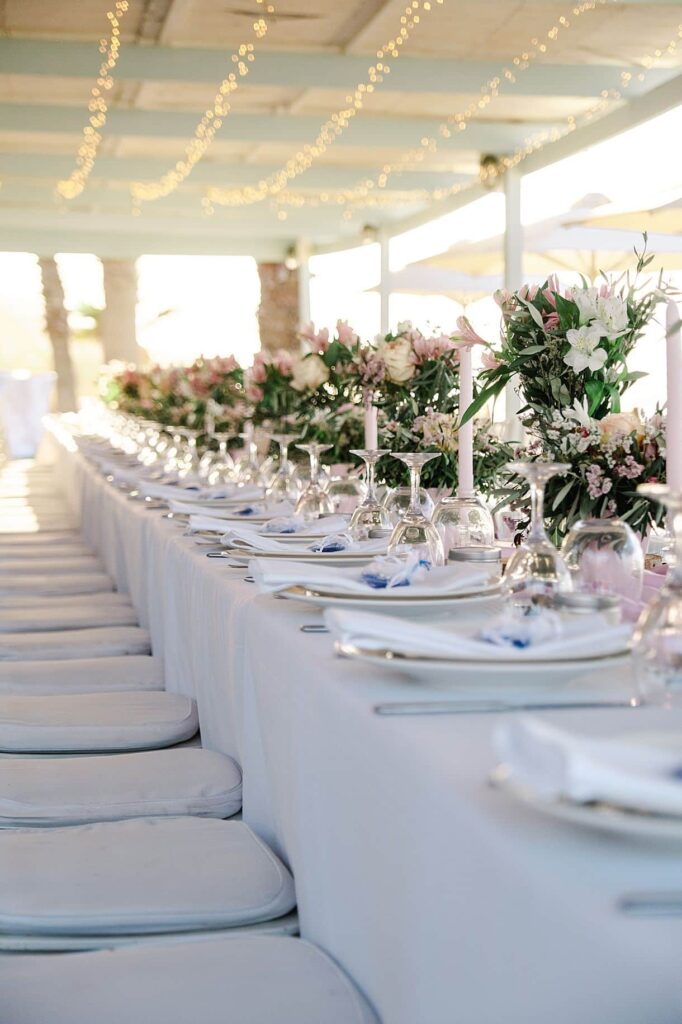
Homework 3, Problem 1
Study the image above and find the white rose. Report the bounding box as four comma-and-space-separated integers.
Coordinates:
599, 411, 642, 441
377, 337, 416, 383
595, 296, 629, 340
291, 353, 330, 392
570, 286, 599, 324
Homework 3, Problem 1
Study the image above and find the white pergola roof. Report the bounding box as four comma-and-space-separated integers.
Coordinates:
0, 0, 681, 258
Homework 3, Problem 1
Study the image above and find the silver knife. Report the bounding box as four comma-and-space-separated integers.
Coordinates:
619, 893, 682, 916
374, 698, 638, 716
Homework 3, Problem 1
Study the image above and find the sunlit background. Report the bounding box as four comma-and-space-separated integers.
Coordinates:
1, 104, 681, 414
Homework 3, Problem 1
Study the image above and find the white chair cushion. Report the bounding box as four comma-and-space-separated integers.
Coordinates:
0, 748, 242, 826
0, 555, 103, 576
0, 691, 197, 752
0, 935, 379, 1024
0, 603, 138, 633
0, 655, 164, 696
0, 572, 114, 596
0, 818, 295, 936
0, 626, 151, 660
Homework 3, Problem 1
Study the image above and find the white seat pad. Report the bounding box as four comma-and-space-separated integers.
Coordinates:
0, 572, 114, 596
0, 748, 242, 826
0, 655, 164, 696
0, 691, 197, 752
0, 818, 295, 936
0, 603, 138, 633
0, 935, 378, 1024
0, 555, 102, 576
0, 626, 151, 660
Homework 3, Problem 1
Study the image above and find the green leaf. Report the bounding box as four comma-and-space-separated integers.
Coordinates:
519, 298, 546, 330
554, 293, 579, 330
459, 379, 506, 426
552, 479, 574, 511
517, 344, 547, 356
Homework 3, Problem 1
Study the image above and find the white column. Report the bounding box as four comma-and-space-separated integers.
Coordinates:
296, 239, 311, 327
379, 231, 390, 335
101, 259, 144, 366
503, 167, 523, 438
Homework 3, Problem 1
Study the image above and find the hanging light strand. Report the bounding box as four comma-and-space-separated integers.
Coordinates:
206, 0, 445, 209
130, 0, 273, 204
56, 0, 132, 200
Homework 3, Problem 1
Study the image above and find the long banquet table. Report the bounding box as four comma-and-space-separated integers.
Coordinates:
48, 423, 682, 1024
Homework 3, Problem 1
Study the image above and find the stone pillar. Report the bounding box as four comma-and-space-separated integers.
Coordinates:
101, 258, 145, 365
38, 257, 77, 412
256, 262, 301, 353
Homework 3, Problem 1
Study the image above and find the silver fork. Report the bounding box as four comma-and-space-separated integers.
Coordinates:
374, 698, 638, 716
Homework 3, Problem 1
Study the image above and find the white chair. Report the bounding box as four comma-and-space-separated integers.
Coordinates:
0, 934, 379, 1023
0, 602, 139, 633
0, 748, 242, 826
0, 655, 164, 696
0, 625, 151, 660
0, 817, 297, 951
0, 572, 115, 596
0, 691, 198, 753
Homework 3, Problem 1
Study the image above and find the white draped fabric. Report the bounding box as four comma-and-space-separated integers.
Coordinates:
47, 427, 682, 1024
0, 372, 55, 458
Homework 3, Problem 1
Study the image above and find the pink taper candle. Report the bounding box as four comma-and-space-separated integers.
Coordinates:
457, 344, 474, 497
666, 300, 682, 490
364, 391, 378, 450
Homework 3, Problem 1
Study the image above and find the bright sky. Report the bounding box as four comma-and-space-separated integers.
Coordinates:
0, 103, 679, 414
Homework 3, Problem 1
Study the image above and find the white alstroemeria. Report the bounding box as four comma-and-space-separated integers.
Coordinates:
395, 320, 414, 335
569, 286, 600, 324
565, 397, 594, 430
564, 324, 608, 373
595, 295, 629, 340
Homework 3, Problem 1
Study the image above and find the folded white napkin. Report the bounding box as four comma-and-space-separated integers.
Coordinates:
168, 488, 265, 515
187, 502, 295, 534
324, 608, 630, 661
495, 717, 682, 816
262, 515, 349, 536
221, 525, 371, 555
139, 480, 255, 503
253, 560, 490, 596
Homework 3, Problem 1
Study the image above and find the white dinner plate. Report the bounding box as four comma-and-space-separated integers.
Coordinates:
335, 639, 631, 686
491, 747, 682, 846
224, 547, 383, 567
279, 583, 502, 615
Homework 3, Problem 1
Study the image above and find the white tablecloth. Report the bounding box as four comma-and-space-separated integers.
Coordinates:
47, 423, 682, 1024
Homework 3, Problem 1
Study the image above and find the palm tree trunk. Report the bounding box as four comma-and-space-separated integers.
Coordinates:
39, 257, 77, 412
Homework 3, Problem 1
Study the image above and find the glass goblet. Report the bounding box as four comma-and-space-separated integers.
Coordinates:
433, 492, 495, 552
266, 433, 300, 503
382, 485, 434, 527
502, 460, 572, 604
561, 517, 644, 603
387, 452, 445, 566
294, 443, 335, 519
632, 485, 682, 706
207, 432, 236, 484
174, 427, 201, 479
348, 449, 391, 537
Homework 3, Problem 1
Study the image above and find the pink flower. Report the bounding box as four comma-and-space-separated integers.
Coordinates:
250, 361, 267, 384
245, 383, 264, 402
481, 349, 502, 370
454, 316, 487, 346
545, 274, 560, 294
543, 311, 560, 329
518, 284, 539, 301
413, 333, 456, 363
335, 320, 357, 347
494, 288, 512, 309
272, 350, 294, 377
542, 288, 557, 308
599, 282, 614, 299
300, 322, 330, 354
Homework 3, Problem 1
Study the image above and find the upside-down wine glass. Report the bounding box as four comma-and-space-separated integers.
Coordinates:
387, 452, 445, 566
348, 449, 391, 537
502, 460, 572, 604
294, 443, 334, 519
632, 484, 682, 706
207, 432, 236, 484
174, 427, 201, 479
266, 433, 300, 502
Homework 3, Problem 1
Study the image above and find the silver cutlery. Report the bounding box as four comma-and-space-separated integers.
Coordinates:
373, 699, 638, 717
300, 624, 329, 634
618, 893, 682, 917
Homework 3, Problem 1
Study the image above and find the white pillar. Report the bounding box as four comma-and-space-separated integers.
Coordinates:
503, 167, 523, 437
296, 239, 311, 327
379, 231, 390, 335
101, 259, 144, 366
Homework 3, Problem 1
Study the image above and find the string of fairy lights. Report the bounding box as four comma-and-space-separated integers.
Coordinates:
55, 0, 132, 200
130, 0, 273, 207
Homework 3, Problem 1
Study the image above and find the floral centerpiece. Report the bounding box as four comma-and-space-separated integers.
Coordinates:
462, 242, 669, 537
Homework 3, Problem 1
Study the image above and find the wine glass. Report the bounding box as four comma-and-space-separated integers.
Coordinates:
266, 433, 300, 502
561, 517, 644, 602
382, 486, 434, 526
174, 427, 201, 479
632, 485, 682, 706
433, 492, 495, 552
502, 461, 572, 604
348, 449, 391, 536
387, 452, 445, 566
294, 443, 334, 519
207, 432, 236, 484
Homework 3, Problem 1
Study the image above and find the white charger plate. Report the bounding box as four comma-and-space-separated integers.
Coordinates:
280, 583, 501, 615
224, 547, 383, 567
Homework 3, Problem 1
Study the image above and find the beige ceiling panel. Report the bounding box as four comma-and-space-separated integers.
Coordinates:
133, 81, 301, 112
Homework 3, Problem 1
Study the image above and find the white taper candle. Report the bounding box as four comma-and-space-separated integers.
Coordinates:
666, 300, 682, 490
458, 344, 474, 496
